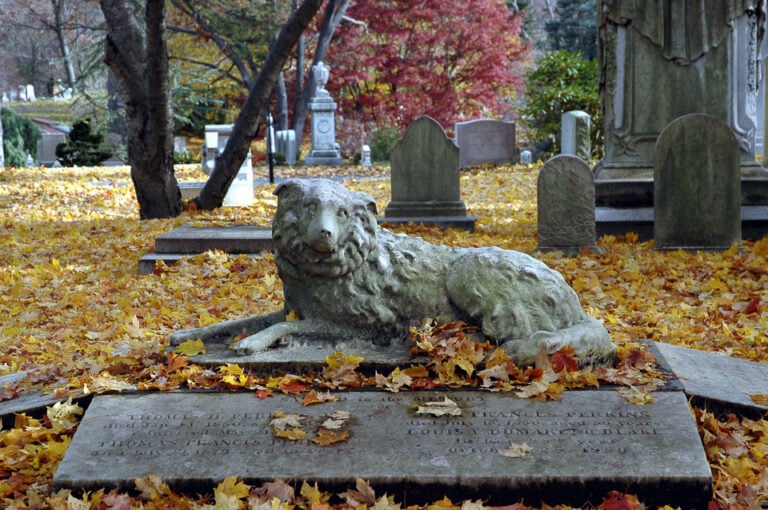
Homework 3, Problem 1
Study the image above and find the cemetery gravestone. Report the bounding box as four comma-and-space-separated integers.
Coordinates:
54, 390, 711, 507
654, 114, 741, 251
37, 133, 66, 167
383, 116, 475, 231
595, 1, 767, 208
537, 155, 598, 254
276, 129, 297, 165
561, 110, 591, 161
454, 118, 516, 168
304, 62, 342, 166
519, 150, 532, 165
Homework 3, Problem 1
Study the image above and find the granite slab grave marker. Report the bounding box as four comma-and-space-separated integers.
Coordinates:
37, 132, 66, 167
383, 116, 475, 231
654, 114, 741, 251
454, 118, 516, 168
561, 110, 591, 161
54, 390, 711, 507
655, 341, 768, 416
537, 155, 598, 254
276, 129, 297, 165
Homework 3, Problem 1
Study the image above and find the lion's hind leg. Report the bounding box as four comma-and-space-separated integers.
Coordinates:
169, 311, 285, 347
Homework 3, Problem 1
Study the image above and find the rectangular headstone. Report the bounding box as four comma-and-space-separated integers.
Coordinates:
655, 342, 768, 417
454, 119, 516, 168
560, 110, 591, 161
54, 390, 711, 507
537, 155, 598, 254
654, 114, 741, 250
36, 133, 66, 167
383, 116, 474, 231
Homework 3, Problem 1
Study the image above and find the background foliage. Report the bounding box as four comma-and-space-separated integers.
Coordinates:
1, 107, 41, 166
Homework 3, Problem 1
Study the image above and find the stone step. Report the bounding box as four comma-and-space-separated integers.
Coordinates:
53, 389, 711, 508
595, 205, 768, 241
138, 225, 273, 274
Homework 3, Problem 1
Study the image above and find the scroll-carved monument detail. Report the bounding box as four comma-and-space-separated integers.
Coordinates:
170, 179, 615, 366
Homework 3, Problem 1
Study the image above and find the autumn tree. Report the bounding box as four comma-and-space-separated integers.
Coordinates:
100, 0, 324, 217
195, 0, 325, 210
0, 0, 103, 92
325, 0, 530, 131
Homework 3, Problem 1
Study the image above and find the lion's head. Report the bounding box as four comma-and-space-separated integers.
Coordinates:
272, 179, 379, 278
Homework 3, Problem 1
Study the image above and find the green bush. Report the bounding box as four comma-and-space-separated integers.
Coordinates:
2, 108, 42, 167
369, 126, 400, 162
520, 50, 602, 159
56, 117, 113, 167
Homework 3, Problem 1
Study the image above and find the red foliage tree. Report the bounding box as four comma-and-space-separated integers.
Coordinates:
325, 0, 530, 131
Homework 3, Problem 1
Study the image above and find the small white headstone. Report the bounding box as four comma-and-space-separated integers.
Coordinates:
223, 150, 254, 206
173, 136, 187, 154
25, 84, 35, 102
520, 150, 533, 164
361, 144, 372, 167
276, 129, 297, 165
1, 92, 8, 103
561, 110, 590, 161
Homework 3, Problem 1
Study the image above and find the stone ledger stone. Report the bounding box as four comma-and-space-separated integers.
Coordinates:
454, 118, 516, 169
54, 391, 711, 507
655, 341, 768, 416
383, 116, 474, 231
537, 155, 598, 254
654, 114, 741, 250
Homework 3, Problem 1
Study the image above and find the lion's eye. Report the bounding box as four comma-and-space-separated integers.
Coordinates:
337, 208, 348, 219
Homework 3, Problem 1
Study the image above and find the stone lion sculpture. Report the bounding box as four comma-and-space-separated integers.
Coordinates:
170, 178, 615, 366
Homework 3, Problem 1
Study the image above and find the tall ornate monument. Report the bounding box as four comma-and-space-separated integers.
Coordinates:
596, 0, 768, 207
304, 62, 343, 166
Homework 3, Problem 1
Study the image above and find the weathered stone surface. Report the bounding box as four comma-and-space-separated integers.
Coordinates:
384, 116, 473, 230
537, 155, 598, 254
560, 111, 590, 161
54, 390, 711, 507
154, 225, 272, 254
170, 178, 615, 368
454, 118, 516, 169
655, 342, 768, 416
654, 114, 741, 250
596, 1, 768, 207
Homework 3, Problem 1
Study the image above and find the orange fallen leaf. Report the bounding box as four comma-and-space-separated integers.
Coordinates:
311, 429, 350, 446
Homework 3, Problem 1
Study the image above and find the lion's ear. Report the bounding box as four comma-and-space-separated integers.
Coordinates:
357, 192, 378, 215
273, 179, 303, 198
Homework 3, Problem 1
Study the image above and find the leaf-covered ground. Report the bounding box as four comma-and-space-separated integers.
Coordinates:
0, 163, 767, 509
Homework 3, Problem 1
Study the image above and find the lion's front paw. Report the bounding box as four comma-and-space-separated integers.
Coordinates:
232, 333, 281, 356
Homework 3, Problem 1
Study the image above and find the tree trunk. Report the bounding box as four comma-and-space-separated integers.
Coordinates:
275, 72, 289, 131
291, 0, 351, 140
195, 0, 324, 211
51, 0, 77, 89
100, 0, 181, 220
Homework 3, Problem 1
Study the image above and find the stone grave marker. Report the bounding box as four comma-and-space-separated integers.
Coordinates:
561, 110, 591, 161
382, 116, 475, 231
537, 155, 598, 254
137, 225, 273, 274
276, 129, 297, 165
519, 150, 532, 164
655, 342, 768, 417
454, 118, 516, 168
654, 114, 741, 251
36, 132, 66, 167
53, 390, 711, 507
304, 62, 342, 166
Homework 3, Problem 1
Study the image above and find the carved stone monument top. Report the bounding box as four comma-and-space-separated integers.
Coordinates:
312, 61, 331, 96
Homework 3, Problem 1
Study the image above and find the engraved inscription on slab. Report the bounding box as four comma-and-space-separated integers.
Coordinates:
54, 391, 711, 506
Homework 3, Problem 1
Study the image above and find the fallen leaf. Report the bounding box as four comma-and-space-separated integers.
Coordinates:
340, 477, 376, 506
414, 397, 462, 416
498, 442, 533, 458
749, 394, 768, 406
311, 428, 350, 446
175, 338, 206, 356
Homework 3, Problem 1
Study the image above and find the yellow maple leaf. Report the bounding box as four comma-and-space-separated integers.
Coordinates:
750, 394, 768, 406
274, 427, 307, 441
414, 397, 462, 416
47, 398, 84, 431
215, 476, 251, 500
311, 428, 350, 446
176, 338, 206, 356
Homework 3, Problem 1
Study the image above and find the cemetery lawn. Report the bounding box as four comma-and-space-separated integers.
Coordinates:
1, 163, 767, 509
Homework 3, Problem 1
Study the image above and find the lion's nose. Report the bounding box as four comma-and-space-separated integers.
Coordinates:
310, 228, 335, 253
